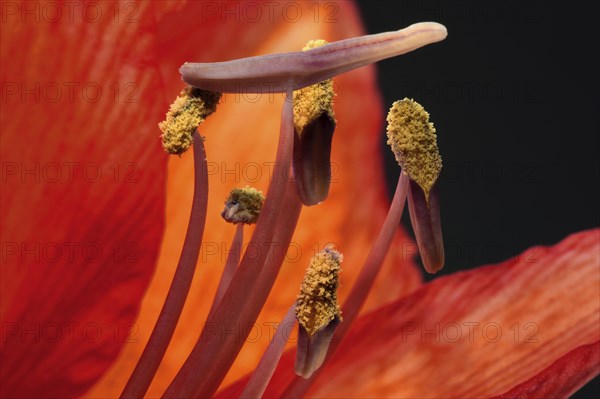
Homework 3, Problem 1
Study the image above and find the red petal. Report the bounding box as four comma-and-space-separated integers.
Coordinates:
491, 340, 600, 399
218, 229, 599, 397
0, 3, 183, 397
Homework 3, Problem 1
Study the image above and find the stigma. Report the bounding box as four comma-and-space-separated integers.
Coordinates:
221, 186, 265, 225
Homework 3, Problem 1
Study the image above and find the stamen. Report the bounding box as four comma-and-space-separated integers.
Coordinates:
206, 223, 243, 320
294, 246, 343, 379
158, 22, 448, 398
386, 98, 445, 273
240, 306, 296, 399
221, 186, 265, 224
158, 87, 221, 155
120, 130, 209, 399
386, 98, 441, 202
209, 187, 264, 318
179, 22, 447, 93
282, 172, 410, 398
295, 246, 343, 336
293, 39, 336, 206
164, 91, 303, 399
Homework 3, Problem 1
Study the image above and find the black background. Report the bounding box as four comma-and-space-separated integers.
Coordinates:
358, 1, 599, 397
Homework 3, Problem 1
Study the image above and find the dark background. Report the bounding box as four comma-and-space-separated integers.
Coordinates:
358, 1, 599, 397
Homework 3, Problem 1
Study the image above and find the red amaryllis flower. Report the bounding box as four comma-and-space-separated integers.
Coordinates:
1, 1, 598, 399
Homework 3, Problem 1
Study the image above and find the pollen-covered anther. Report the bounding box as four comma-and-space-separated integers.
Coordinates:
158, 87, 221, 155
293, 40, 336, 137
386, 98, 442, 202
295, 246, 343, 336
221, 186, 265, 225
294, 246, 343, 379
292, 39, 337, 206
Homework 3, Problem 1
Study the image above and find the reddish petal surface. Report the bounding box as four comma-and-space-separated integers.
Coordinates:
491, 340, 600, 399
0, 2, 184, 397
88, 1, 420, 397
218, 229, 600, 398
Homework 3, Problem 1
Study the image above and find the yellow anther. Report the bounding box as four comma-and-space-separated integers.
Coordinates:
295, 246, 343, 336
293, 40, 336, 135
386, 98, 442, 202
158, 87, 221, 155
221, 186, 265, 225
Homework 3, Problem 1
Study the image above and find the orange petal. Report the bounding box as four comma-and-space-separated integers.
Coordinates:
218, 229, 599, 397
0, 2, 183, 397
88, 1, 420, 397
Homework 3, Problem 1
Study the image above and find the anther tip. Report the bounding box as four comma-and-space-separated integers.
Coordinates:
386, 98, 442, 202
295, 245, 343, 336
159, 86, 222, 155
294, 246, 343, 378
